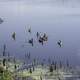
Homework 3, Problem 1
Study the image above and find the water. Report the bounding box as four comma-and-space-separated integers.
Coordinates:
14, 76, 33, 80
0, 1, 80, 66
14, 76, 80, 80
66, 77, 80, 80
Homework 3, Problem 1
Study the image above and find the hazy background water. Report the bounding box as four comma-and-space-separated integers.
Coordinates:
0, 0, 80, 66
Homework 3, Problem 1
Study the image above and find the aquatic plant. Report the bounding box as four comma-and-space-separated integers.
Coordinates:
7, 52, 10, 62
32, 63, 35, 71
0, 65, 4, 73
3, 44, 6, 56
49, 65, 53, 72
0, 69, 13, 80
29, 68, 32, 73
14, 64, 17, 70
66, 59, 69, 68
54, 62, 57, 70
3, 59, 6, 66
59, 60, 62, 69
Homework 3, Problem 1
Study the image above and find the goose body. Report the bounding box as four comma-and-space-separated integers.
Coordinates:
57, 40, 62, 47
12, 32, 16, 40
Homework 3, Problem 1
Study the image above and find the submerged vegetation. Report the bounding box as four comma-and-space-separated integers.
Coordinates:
0, 43, 79, 80
0, 67, 13, 80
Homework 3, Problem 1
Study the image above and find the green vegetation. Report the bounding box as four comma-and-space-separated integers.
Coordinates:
49, 65, 53, 72
0, 66, 13, 80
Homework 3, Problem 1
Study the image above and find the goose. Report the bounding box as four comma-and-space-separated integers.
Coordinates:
42, 33, 48, 41
57, 40, 62, 47
0, 18, 3, 24
28, 26, 31, 34
28, 38, 34, 46
12, 32, 16, 40
38, 36, 44, 45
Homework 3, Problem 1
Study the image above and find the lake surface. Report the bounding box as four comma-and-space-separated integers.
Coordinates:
0, 1, 80, 66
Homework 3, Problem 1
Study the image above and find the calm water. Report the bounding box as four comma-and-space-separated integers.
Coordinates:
65, 77, 80, 80
0, 1, 80, 66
